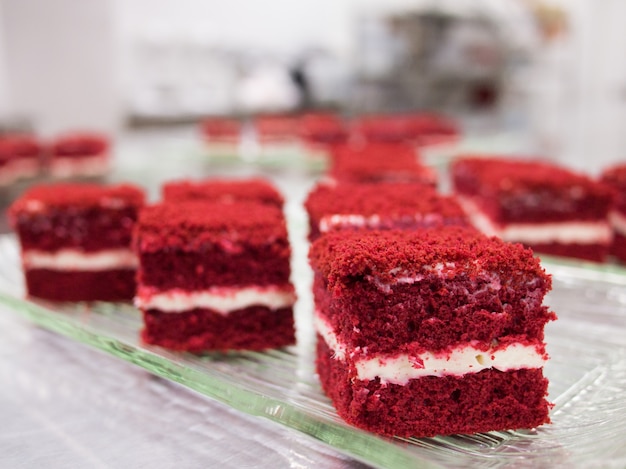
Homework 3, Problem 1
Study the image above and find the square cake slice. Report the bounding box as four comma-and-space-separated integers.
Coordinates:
304, 181, 469, 241
451, 156, 614, 262
329, 143, 437, 186
0, 135, 42, 185
134, 200, 296, 352
162, 177, 284, 208
308, 227, 556, 438
9, 183, 145, 301
47, 131, 110, 178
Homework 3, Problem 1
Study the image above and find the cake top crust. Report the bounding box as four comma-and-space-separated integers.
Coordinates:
305, 182, 466, 219
9, 183, 145, 215
452, 156, 611, 197
309, 227, 549, 290
162, 178, 284, 207
136, 200, 288, 251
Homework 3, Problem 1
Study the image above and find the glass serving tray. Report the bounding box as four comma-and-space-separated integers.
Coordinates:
0, 232, 625, 469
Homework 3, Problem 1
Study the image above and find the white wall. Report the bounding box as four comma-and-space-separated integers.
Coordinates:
0, 2, 10, 117
1, 0, 121, 136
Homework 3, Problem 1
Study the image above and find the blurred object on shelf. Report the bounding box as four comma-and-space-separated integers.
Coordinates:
0, 115, 35, 136
350, 1, 532, 115
235, 59, 300, 114
200, 117, 243, 158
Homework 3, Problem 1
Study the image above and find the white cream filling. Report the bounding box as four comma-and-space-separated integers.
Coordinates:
49, 154, 109, 177
319, 213, 445, 233
314, 310, 546, 385
320, 214, 379, 232
135, 285, 296, 314
458, 196, 612, 244
23, 248, 137, 270
609, 210, 626, 237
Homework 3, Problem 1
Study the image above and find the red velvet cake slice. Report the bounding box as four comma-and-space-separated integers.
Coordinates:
329, 143, 437, 186
297, 112, 348, 159
350, 114, 413, 144
309, 227, 556, 438
134, 200, 296, 352
452, 156, 614, 262
162, 177, 284, 208
200, 117, 242, 157
9, 183, 145, 301
0, 135, 42, 185
48, 131, 110, 177
407, 113, 460, 148
304, 182, 469, 241
600, 163, 626, 262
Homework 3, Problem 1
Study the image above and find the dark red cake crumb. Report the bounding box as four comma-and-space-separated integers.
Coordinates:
304, 182, 469, 240
162, 178, 284, 207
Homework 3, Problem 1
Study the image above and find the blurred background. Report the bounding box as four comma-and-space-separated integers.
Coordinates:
1, 0, 626, 173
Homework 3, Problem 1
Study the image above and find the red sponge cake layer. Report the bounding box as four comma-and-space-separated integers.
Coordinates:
134, 200, 296, 352
304, 182, 469, 241
309, 228, 555, 437
9, 183, 145, 301
452, 156, 614, 262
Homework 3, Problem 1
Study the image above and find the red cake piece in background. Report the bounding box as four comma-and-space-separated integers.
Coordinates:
134, 200, 296, 352
304, 182, 469, 241
350, 114, 413, 144
0, 135, 42, 185
451, 156, 614, 262
298, 112, 347, 142
9, 183, 145, 301
200, 117, 242, 156
309, 227, 555, 438
48, 131, 110, 178
600, 163, 626, 262
162, 177, 284, 208
254, 114, 297, 143
328, 143, 437, 186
